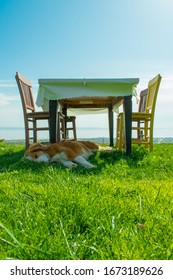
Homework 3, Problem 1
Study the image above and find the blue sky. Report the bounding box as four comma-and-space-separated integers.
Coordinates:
0, 0, 173, 139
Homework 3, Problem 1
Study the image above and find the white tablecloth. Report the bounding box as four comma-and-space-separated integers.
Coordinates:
36, 78, 139, 115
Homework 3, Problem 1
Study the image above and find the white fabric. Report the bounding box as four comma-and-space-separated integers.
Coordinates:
67, 108, 108, 116
36, 78, 139, 115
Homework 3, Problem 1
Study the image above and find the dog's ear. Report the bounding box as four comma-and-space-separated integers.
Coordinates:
28, 143, 48, 152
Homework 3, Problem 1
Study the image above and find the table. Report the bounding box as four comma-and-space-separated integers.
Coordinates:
36, 78, 139, 154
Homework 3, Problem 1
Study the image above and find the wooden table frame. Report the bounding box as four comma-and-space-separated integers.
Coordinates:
49, 95, 132, 154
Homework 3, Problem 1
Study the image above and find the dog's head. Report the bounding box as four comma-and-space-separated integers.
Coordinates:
24, 143, 50, 162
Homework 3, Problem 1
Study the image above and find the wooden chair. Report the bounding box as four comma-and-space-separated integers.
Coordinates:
116, 88, 148, 149
116, 74, 162, 151
57, 113, 77, 141
15, 72, 50, 149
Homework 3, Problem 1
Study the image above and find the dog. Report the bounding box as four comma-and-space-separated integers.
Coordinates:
24, 141, 100, 169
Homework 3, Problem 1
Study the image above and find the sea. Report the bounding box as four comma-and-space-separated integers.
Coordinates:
0, 127, 112, 143
0, 127, 173, 144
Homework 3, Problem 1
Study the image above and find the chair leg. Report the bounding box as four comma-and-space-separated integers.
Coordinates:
33, 119, 37, 143
137, 120, 141, 140
116, 114, 123, 151
25, 127, 30, 150
116, 116, 120, 149
149, 121, 153, 151
118, 114, 123, 151
144, 119, 149, 149
72, 118, 77, 140
57, 112, 65, 141
24, 118, 29, 149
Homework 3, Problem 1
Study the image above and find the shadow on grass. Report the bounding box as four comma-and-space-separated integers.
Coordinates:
0, 144, 25, 171
0, 142, 148, 175
72, 146, 148, 175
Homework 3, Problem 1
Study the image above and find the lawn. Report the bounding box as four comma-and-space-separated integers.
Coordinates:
0, 141, 172, 260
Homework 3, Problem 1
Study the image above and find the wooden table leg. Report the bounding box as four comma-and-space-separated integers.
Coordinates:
108, 105, 114, 147
49, 100, 58, 143
123, 95, 132, 154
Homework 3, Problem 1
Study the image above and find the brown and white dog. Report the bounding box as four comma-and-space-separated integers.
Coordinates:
24, 141, 100, 169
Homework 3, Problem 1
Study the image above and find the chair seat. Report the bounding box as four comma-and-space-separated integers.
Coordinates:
28, 127, 49, 131
132, 139, 149, 144
131, 112, 152, 120
27, 112, 50, 119
118, 112, 152, 120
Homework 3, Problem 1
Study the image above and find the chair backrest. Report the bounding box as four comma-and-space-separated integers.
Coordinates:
138, 88, 148, 113
15, 72, 35, 113
146, 74, 162, 115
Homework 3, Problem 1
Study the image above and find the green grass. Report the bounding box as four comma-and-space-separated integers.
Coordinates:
0, 141, 173, 260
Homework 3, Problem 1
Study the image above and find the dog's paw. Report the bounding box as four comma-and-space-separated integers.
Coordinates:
88, 164, 97, 169
69, 162, 78, 169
